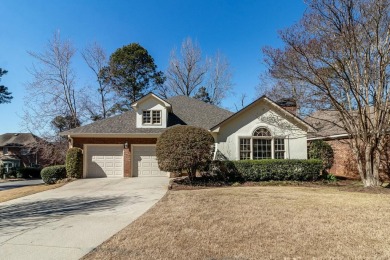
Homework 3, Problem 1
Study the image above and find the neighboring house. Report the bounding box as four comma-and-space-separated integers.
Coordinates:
60, 93, 314, 178
305, 111, 359, 178
0, 133, 41, 171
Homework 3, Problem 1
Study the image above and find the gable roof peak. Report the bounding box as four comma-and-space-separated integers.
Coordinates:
210, 95, 314, 132
130, 92, 172, 111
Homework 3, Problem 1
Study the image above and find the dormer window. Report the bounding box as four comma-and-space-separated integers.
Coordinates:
143, 110, 161, 125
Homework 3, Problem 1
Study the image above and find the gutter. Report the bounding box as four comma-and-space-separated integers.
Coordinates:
62, 133, 162, 138
307, 133, 349, 141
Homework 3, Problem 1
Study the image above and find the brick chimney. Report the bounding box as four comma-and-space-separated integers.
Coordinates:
276, 98, 297, 115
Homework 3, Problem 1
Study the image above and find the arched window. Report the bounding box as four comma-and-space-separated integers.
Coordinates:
253, 127, 271, 137
239, 127, 285, 160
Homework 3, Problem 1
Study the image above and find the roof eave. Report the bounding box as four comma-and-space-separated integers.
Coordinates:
61, 133, 162, 138
210, 95, 315, 132
307, 133, 349, 141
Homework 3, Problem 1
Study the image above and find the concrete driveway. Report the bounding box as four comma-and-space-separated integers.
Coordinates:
0, 177, 169, 260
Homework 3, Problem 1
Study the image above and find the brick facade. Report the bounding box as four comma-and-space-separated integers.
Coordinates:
72, 137, 157, 177
319, 138, 390, 181
324, 139, 359, 178
0, 146, 41, 167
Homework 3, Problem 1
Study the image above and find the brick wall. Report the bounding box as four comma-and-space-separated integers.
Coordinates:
0, 146, 41, 167
324, 139, 360, 179
72, 137, 157, 177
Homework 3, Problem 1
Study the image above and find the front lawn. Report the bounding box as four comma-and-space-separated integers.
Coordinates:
0, 183, 65, 203
84, 186, 390, 259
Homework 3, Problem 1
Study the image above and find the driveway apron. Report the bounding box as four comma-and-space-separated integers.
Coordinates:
0, 177, 169, 260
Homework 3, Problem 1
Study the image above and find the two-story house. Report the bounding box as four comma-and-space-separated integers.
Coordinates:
0, 133, 41, 171
60, 93, 314, 178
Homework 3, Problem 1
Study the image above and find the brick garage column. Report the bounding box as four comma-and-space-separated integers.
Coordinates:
123, 147, 131, 177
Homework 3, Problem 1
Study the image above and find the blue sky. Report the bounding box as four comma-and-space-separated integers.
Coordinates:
0, 0, 306, 134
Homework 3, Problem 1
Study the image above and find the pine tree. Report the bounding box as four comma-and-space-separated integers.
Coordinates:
0, 68, 12, 104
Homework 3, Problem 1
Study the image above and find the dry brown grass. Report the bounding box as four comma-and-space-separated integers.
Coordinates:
84, 186, 390, 260
0, 183, 65, 203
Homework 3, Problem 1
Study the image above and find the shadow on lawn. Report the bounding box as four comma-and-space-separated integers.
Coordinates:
0, 195, 141, 233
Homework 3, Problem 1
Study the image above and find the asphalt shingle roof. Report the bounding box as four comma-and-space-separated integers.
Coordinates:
305, 110, 347, 139
61, 95, 234, 135
0, 133, 39, 147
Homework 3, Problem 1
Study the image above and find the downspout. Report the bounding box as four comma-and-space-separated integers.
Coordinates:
211, 131, 218, 160
68, 135, 74, 148
288, 135, 291, 159
213, 142, 218, 160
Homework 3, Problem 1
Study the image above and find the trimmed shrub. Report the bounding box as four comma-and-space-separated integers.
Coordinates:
308, 140, 334, 172
18, 167, 42, 179
232, 159, 322, 181
41, 165, 67, 184
156, 125, 214, 181
0, 165, 5, 178
207, 160, 243, 182
66, 147, 83, 178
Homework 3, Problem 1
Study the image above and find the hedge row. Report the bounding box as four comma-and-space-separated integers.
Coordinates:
18, 167, 41, 179
228, 159, 322, 181
41, 165, 67, 184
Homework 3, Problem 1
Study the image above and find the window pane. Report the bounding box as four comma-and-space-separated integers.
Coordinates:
142, 111, 151, 124
239, 139, 251, 160
152, 110, 161, 124
253, 139, 271, 159
253, 127, 271, 137
274, 139, 285, 159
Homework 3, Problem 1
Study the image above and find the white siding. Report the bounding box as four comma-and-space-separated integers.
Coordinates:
136, 97, 168, 128
215, 101, 307, 160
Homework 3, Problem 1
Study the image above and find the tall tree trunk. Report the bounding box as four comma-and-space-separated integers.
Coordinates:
361, 146, 382, 187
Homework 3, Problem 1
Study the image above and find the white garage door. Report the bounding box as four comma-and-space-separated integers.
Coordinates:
133, 146, 166, 177
86, 145, 123, 178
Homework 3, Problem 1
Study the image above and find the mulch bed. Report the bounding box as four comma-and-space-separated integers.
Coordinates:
169, 176, 390, 194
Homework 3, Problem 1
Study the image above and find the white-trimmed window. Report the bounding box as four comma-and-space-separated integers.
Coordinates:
274, 139, 285, 159
239, 127, 285, 160
142, 110, 161, 125
3, 147, 8, 155
239, 139, 251, 160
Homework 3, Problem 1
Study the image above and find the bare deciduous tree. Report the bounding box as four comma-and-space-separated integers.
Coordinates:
165, 37, 208, 97
233, 93, 247, 112
163, 38, 233, 105
82, 42, 116, 121
263, 0, 390, 187
257, 75, 331, 116
206, 51, 233, 106
24, 32, 82, 164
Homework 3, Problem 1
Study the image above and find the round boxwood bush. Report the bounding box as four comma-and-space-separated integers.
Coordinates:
156, 125, 214, 181
66, 147, 83, 178
308, 140, 334, 172
41, 165, 67, 184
